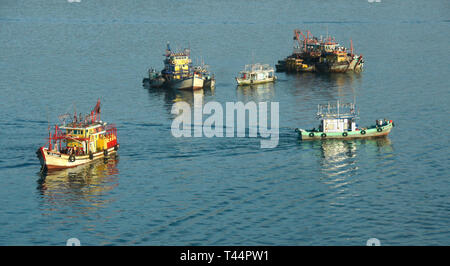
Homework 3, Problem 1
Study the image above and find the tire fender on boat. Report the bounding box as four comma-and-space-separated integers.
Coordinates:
104, 149, 108, 156
69, 155, 76, 162
342, 132, 348, 137
361, 130, 366, 135
321, 133, 326, 138
377, 127, 383, 132
309, 132, 314, 137
114, 144, 119, 151
89, 152, 93, 160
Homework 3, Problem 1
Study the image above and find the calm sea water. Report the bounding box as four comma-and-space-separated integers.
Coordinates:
0, 0, 449, 245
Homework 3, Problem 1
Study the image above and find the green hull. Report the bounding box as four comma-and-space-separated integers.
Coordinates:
296, 122, 394, 140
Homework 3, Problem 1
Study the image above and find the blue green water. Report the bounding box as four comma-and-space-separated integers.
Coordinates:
0, 0, 449, 245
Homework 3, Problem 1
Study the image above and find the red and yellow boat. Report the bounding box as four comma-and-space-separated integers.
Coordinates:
37, 100, 119, 171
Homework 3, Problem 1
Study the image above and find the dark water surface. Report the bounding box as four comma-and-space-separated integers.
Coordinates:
0, 0, 449, 245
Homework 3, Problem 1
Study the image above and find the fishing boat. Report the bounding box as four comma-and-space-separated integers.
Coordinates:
315, 49, 364, 73
160, 43, 204, 90
143, 68, 165, 88
277, 29, 364, 73
295, 101, 394, 140
236, 64, 276, 85
203, 75, 215, 89
36, 100, 119, 171
194, 64, 215, 89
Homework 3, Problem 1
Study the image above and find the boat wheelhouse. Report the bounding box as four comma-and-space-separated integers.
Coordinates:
161, 43, 204, 90
236, 63, 276, 85
37, 100, 119, 171
295, 101, 394, 140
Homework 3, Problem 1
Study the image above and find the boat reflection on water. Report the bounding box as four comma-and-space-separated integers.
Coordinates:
170, 88, 211, 106
286, 72, 362, 100
37, 156, 120, 212
301, 138, 393, 205
146, 83, 214, 113
303, 137, 393, 179
236, 82, 275, 102
290, 72, 362, 90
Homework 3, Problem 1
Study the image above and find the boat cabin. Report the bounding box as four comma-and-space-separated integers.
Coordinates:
44, 115, 117, 158
239, 64, 274, 81
321, 41, 339, 53
317, 101, 358, 133
162, 48, 193, 80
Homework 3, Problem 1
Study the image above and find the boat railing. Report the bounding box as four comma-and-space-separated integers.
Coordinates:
316, 102, 358, 119
243, 64, 274, 73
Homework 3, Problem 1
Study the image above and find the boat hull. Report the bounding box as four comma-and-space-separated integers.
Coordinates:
166, 77, 204, 90
316, 57, 364, 73
38, 145, 119, 170
297, 122, 393, 140
236, 77, 276, 86
203, 78, 215, 89
149, 77, 165, 88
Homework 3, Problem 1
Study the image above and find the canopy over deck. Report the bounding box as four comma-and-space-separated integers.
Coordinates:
317, 101, 358, 119
240, 63, 274, 74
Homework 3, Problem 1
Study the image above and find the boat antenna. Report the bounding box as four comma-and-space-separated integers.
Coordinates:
46, 106, 50, 133
73, 102, 77, 123
337, 99, 340, 118
350, 39, 354, 56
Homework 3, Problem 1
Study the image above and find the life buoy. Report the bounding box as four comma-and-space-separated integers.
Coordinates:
69, 155, 75, 162
361, 130, 366, 135
342, 132, 348, 137
377, 127, 383, 132
309, 132, 314, 137
321, 133, 326, 138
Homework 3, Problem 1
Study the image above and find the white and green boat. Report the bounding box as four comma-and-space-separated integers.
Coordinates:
295, 101, 394, 140
236, 63, 276, 86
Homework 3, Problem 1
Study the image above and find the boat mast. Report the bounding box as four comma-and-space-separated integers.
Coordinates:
350, 39, 354, 56
337, 100, 340, 119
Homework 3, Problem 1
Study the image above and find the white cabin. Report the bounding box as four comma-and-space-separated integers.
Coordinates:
238, 64, 274, 81
322, 118, 356, 133
317, 101, 358, 133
